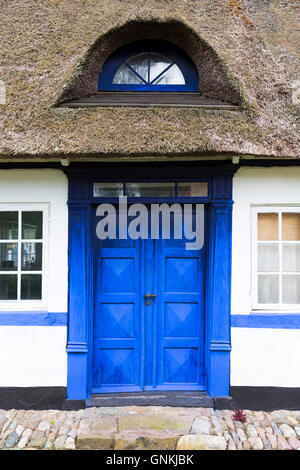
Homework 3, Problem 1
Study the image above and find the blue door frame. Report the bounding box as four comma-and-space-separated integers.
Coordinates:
65, 164, 234, 400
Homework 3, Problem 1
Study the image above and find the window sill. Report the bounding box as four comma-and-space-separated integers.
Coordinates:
60, 92, 241, 110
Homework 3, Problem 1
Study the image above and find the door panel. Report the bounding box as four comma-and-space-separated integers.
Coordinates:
151, 229, 205, 391
93, 206, 206, 393
93, 236, 143, 392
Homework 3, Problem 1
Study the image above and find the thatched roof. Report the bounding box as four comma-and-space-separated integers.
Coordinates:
0, 0, 299, 160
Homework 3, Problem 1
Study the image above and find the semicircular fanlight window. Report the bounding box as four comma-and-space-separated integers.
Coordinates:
113, 52, 185, 86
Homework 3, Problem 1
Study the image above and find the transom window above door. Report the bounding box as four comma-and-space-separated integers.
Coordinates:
98, 40, 199, 92
93, 181, 209, 198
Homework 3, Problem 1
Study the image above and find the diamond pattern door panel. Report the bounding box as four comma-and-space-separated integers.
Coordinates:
165, 258, 199, 292
164, 303, 199, 338
164, 348, 198, 383
99, 349, 136, 385
101, 258, 135, 293
95, 303, 135, 338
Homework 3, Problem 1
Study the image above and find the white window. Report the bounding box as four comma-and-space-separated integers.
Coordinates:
252, 206, 300, 310
0, 204, 48, 309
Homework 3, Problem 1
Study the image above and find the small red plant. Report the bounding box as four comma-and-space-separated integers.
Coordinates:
233, 409, 247, 423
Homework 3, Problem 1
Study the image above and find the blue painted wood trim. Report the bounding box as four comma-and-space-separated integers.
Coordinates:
206, 175, 233, 397
0, 312, 67, 326
67, 203, 92, 400
98, 40, 199, 92
232, 314, 300, 329
209, 341, 232, 351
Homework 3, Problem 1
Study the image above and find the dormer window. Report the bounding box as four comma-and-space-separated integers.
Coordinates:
61, 37, 241, 109
98, 40, 198, 92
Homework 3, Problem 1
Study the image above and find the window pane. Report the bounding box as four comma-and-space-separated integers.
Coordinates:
93, 183, 124, 197
282, 213, 300, 241
257, 213, 278, 241
0, 274, 17, 300
126, 182, 175, 197
150, 53, 173, 82
258, 274, 279, 303
0, 243, 18, 270
177, 182, 208, 197
282, 275, 300, 304
126, 53, 148, 81
21, 243, 42, 271
22, 212, 42, 239
21, 274, 42, 300
0, 212, 18, 240
282, 244, 300, 272
152, 64, 185, 85
113, 64, 144, 84
257, 244, 279, 272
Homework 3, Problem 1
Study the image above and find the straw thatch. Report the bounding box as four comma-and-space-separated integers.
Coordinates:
0, 0, 299, 160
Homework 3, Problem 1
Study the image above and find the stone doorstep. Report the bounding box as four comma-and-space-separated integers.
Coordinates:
76, 434, 115, 450
118, 413, 194, 433
114, 431, 179, 450
76, 415, 117, 450
75, 412, 232, 450
76, 413, 195, 450
76, 430, 182, 451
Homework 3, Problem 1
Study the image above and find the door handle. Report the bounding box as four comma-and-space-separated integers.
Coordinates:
144, 293, 157, 305
144, 293, 157, 299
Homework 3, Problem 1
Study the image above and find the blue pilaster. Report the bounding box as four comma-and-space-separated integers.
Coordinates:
67, 203, 91, 399
206, 196, 233, 396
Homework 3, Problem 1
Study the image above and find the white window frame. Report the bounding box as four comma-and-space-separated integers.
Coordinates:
0, 203, 49, 311
252, 205, 300, 311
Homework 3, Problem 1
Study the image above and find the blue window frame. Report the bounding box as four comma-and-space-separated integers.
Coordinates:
98, 40, 199, 92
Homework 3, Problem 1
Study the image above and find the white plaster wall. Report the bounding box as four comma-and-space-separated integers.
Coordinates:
231, 328, 300, 387
0, 170, 68, 386
0, 326, 67, 386
231, 167, 300, 387
232, 166, 300, 315
0, 169, 68, 312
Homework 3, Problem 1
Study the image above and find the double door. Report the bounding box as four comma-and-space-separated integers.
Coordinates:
92, 206, 206, 392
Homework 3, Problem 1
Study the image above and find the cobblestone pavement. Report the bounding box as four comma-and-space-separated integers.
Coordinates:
1, 406, 300, 450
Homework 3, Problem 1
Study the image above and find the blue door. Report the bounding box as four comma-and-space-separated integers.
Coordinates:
92, 207, 206, 393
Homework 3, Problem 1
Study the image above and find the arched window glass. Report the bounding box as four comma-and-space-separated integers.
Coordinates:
99, 40, 198, 92
113, 53, 185, 86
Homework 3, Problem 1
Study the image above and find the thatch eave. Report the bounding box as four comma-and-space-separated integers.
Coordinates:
0, 0, 299, 159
